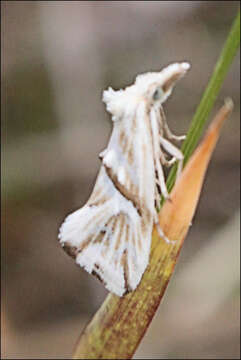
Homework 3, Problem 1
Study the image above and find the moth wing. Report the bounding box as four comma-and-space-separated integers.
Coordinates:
59, 113, 155, 296
59, 165, 152, 296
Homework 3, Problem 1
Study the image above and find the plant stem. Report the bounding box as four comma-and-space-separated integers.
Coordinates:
72, 10, 240, 359
73, 100, 233, 359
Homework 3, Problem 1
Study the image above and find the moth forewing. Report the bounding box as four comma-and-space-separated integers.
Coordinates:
59, 62, 190, 296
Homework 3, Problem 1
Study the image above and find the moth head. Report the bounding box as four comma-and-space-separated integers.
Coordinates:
136, 62, 190, 105
102, 62, 190, 120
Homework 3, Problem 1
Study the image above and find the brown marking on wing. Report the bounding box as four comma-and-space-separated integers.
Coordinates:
106, 215, 118, 230
78, 236, 93, 252
91, 264, 106, 286
62, 233, 93, 258
130, 182, 139, 198
104, 216, 118, 248
112, 214, 119, 228
131, 114, 137, 133
121, 249, 130, 292
124, 174, 130, 191
93, 232, 105, 244
62, 243, 79, 259
140, 207, 152, 235
145, 208, 152, 223
119, 129, 134, 165
93, 216, 117, 250
114, 213, 125, 250
137, 141, 148, 201
87, 184, 111, 207
119, 130, 130, 154
144, 106, 153, 133
129, 182, 135, 195
126, 115, 137, 165
132, 227, 142, 251
127, 147, 134, 165
141, 218, 148, 235
131, 231, 136, 247
88, 194, 110, 207
104, 233, 110, 248
91, 270, 103, 284
83, 211, 105, 231
119, 130, 127, 147
89, 187, 102, 201
104, 164, 142, 217
138, 236, 142, 251
125, 223, 130, 244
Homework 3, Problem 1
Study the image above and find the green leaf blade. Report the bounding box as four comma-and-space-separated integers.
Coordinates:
166, 10, 240, 194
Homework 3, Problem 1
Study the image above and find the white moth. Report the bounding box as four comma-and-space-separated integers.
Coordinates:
58, 62, 190, 296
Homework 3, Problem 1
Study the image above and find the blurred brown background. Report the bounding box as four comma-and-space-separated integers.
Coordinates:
1, 1, 240, 359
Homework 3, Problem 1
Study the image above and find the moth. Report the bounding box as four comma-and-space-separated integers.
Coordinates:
58, 62, 190, 296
